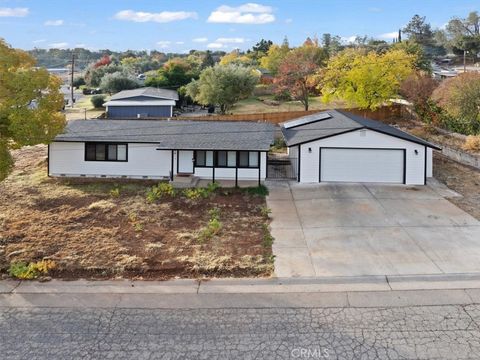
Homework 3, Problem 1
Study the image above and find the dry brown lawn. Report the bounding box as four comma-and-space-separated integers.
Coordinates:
0, 145, 273, 280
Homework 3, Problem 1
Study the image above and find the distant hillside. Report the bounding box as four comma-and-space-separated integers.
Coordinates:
28, 48, 226, 70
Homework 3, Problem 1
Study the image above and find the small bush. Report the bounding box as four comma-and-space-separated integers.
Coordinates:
109, 186, 120, 197
273, 90, 292, 101
258, 205, 271, 218
73, 76, 86, 88
244, 185, 269, 197
8, 260, 56, 279
91, 94, 106, 108
198, 207, 222, 242
261, 223, 274, 248
183, 182, 219, 200
463, 135, 480, 151
146, 183, 175, 202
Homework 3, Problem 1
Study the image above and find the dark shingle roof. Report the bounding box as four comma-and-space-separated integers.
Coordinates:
281, 109, 441, 150
55, 120, 275, 151
110, 87, 179, 101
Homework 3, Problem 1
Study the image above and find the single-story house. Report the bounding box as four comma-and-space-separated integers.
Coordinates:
48, 120, 274, 185
281, 110, 441, 185
105, 87, 179, 119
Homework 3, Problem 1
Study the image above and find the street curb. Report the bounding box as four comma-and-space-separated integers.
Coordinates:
3, 273, 480, 295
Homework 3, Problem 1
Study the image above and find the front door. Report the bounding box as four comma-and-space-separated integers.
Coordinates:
178, 150, 194, 174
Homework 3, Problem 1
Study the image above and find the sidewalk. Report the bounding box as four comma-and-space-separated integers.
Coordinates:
1, 274, 480, 309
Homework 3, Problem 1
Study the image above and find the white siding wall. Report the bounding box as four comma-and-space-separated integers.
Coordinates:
49, 142, 171, 179
297, 129, 429, 185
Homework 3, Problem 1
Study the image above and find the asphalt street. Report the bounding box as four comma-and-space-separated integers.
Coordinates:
2, 304, 480, 359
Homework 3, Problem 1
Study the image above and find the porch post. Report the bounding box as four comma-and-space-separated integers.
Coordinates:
170, 150, 174, 181
258, 152, 261, 187
235, 167, 238, 188
212, 166, 215, 183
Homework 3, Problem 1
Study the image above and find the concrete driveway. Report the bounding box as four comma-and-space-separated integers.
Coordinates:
266, 181, 480, 278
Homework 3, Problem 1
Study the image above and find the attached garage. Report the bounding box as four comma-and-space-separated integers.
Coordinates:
281, 110, 441, 185
320, 148, 405, 183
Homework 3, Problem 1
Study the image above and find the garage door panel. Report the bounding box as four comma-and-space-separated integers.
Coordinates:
321, 148, 404, 183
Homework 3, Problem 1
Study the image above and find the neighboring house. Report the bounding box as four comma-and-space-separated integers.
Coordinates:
281, 110, 441, 185
104, 87, 179, 119
48, 120, 274, 185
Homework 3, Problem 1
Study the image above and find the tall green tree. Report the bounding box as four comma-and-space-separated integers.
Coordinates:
185, 64, 259, 114
403, 15, 434, 46
0, 39, 65, 180
320, 48, 416, 110
443, 11, 480, 61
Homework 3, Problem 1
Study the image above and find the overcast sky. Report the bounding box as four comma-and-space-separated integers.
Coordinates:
0, 0, 477, 51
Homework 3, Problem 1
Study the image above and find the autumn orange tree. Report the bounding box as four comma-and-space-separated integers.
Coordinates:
0, 39, 65, 180
274, 42, 327, 111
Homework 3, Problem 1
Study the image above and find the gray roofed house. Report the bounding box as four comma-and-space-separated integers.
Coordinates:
55, 120, 275, 151
49, 119, 274, 185
109, 87, 179, 101
105, 87, 179, 119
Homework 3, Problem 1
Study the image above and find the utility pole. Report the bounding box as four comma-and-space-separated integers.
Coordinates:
70, 53, 75, 107
463, 50, 466, 73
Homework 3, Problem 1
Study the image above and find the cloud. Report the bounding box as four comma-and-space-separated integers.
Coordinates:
192, 37, 208, 43
49, 42, 69, 49
176, 41, 185, 45
341, 36, 357, 44
44, 19, 64, 26
114, 10, 197, 23
368, 7, 382, 13
32, 39, 46, 44
207, 3, 275, 24
378, 31, 398, 40
0, 7, 29, 17
207, 42, 225, 49
216, 37, 246, 43
75, 44, 86, 48
285, 18, 292, 24
156, 40, 171, 48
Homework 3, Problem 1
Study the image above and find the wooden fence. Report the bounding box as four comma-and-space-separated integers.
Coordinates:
169, 104, 405, 124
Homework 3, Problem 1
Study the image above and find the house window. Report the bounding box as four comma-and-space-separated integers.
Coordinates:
85, 143, 127, 161
215, 151, 236, 168
238, 151, 259, 168
216, 151, 228, 167
195, 150, 213, 167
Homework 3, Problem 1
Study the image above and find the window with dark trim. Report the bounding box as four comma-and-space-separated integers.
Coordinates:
194, 150, 259, 168
195, 150, 213, 167
85, 143, 128, 161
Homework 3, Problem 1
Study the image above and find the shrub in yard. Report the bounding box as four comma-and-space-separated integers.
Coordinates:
198, 207, 222, 242
463, 135, 480, 151
146, 183, 175, 202
8, 260, 56, 280
261, 223, 274, 248
91, 94, 106, 108
258, 205, 271, 218
109, 186, 120, 197
183, 183, 219, 200
244, 185, 269, 197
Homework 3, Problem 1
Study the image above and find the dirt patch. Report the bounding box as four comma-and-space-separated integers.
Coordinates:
0, 145, 273, 280
433, 152, 480, 220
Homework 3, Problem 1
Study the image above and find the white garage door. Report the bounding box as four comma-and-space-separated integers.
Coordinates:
320, 148, 404, 183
